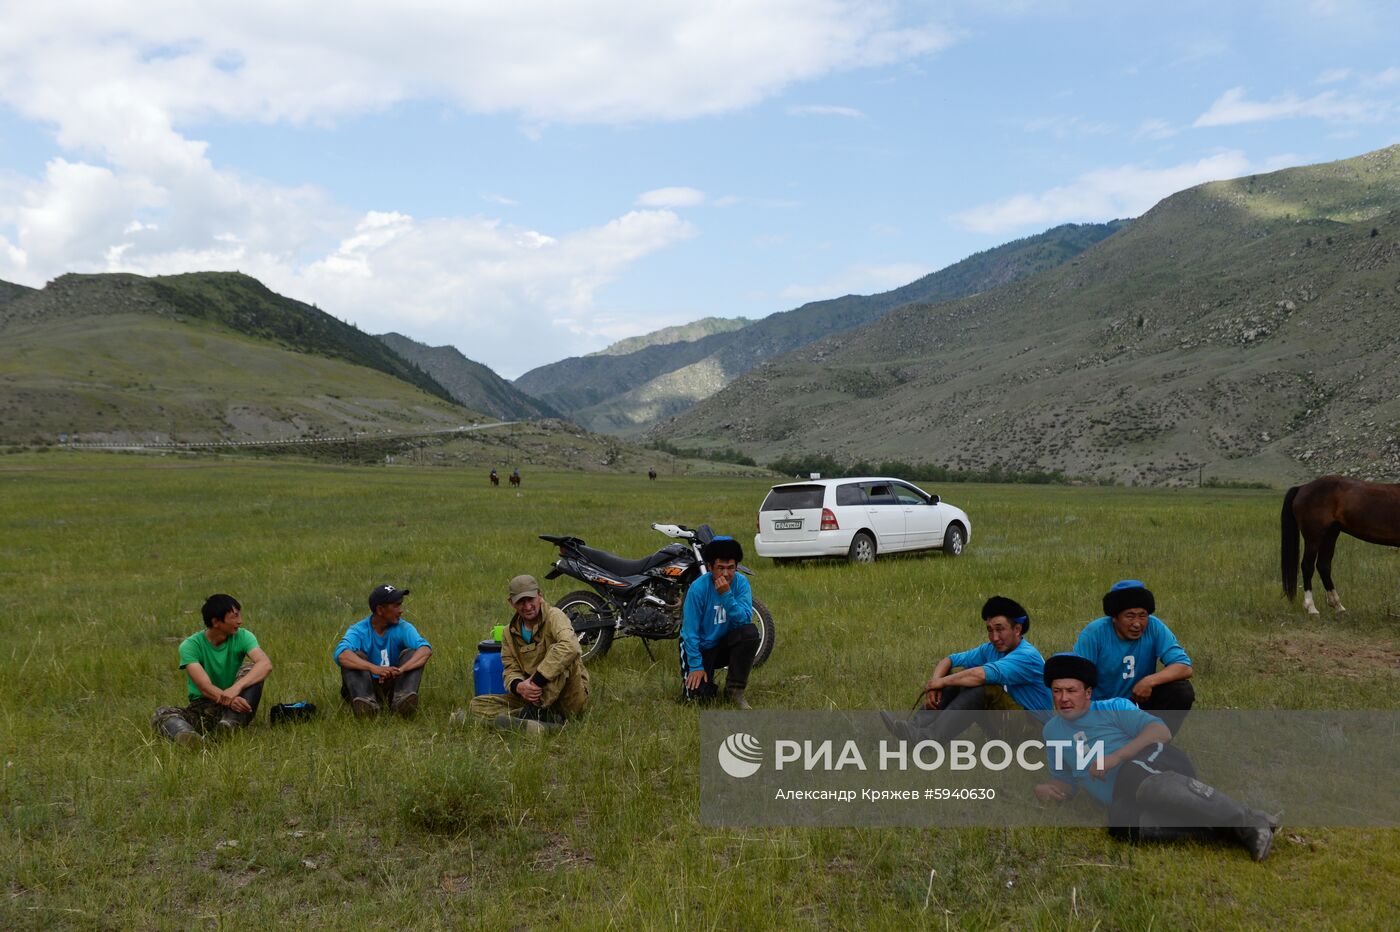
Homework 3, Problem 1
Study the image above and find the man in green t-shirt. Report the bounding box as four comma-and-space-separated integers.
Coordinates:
152, 594, 273, 746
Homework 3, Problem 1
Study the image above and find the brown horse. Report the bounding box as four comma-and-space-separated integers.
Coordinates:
1281, 475, 1400, 614
509, 471, 521, 487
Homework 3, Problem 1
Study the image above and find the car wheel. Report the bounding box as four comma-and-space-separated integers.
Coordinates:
943, 524, 966, 557
847, 531, 876, 564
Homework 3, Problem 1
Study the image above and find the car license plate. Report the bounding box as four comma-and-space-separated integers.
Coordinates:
773, 519, 803, 530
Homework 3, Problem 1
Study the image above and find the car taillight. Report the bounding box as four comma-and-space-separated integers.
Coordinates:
821, 508, 839, 530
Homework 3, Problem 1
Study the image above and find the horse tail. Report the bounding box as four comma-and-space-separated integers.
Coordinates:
1281, 485, 1301, 599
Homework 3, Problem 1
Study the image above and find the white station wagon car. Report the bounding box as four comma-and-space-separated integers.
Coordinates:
754, 477, 971, 564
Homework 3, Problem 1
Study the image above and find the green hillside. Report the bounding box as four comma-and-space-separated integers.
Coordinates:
514, 221, 1125, 434
0, 310, 478, 445
1, 272, 454, 403
656, 145, 1400, 486
377, 331, 561, 421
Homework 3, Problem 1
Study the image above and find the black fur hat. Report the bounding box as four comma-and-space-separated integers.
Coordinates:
981, 595, 1030, 632
1043, 653, 1098, 688
701, 536, 744, 564
1102, 579, 1155, 618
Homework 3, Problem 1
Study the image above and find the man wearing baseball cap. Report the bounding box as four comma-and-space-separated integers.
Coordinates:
333, 584, 433, 717
1034, 653, 1276, 861
468, 574, 589, 732
1073, 579, 1194, 734
680, 536, 759, 709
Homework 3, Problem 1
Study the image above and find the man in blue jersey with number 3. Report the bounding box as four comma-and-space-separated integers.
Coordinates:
1073, 580, 1194, 734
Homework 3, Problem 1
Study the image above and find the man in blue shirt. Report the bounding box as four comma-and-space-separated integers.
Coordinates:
1034, 653, 1276, 861
1073, 580, 1194, 734
882, 596, 1052, 743
680, 536, 759, 709
334, 584, 433, 717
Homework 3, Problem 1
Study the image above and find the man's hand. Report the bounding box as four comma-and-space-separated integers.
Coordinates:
1090, 750, 1121, 780
516, 679, 543, 704
1034, 782, 1070, 803
923, 677, 944, 710
713, 574, 730, 595
378, 665, 402, 681
685, 669, 709, 691
217, 691, 252, 714
1131, 678, 1154, 702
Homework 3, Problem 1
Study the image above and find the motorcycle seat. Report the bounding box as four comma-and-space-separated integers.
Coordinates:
577, 545, 675, 577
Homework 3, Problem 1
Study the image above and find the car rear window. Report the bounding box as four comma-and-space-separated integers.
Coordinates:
761, 485, 826, 511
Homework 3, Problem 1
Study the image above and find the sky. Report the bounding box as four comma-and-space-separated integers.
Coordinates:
2, 2, 1399, 378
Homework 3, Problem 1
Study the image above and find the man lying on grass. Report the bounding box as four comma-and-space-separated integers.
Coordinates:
881, 595, 1053, 743
1033, 653, 1278, 861
1074, 579, 1194, 735
334, 584, 432, 718
152, 593, 272, 746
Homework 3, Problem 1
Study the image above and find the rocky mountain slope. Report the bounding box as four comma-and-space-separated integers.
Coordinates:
655, 146, 1400, 486
587, 316, 752, 357
514, 221, 1126, 435
377, 331, 560, 420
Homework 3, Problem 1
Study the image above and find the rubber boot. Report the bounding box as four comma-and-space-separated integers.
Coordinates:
724, 685, 753, 710
1135, 770, 1278, 861
492, 713, 562, 735
153, 711, 204, 748
391, 692, 419, 716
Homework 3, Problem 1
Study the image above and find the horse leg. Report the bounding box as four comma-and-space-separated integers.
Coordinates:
1317, 527, 1347, 613
1300, 540, 1320, 616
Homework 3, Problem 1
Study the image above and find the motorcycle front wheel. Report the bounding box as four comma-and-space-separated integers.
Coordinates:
751, 598, 776, 667
558, 590, 616, 662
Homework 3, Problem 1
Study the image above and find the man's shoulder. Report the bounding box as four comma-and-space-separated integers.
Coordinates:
1009, 640, 1044, 661
178, 630, 207, 659
1091, 698, 1138, 712
232, 627, 258, 649
1147, 615, 1177, 637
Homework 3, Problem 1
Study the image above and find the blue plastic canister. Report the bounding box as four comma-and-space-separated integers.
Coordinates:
473, 639, 506, 696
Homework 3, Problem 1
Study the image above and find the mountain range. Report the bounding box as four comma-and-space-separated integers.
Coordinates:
654, 145, 1400, 486
513, 220, 1126, 435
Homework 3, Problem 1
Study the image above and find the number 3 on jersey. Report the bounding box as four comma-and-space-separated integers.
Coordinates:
1121, 655, 1136, 681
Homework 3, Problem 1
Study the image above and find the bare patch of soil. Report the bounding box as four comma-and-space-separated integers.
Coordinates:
1270, 631, 1400, 679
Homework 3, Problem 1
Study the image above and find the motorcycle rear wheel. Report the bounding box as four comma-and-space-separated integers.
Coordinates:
751, 598, 776, 667
558, 590, 615, 662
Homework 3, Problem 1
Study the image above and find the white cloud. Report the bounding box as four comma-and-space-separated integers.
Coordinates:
0, 2, 953, 374
953, 151, 1260, 235
481, 193, 519, 206
1316, 67, 1352, 84
1134, 118, 1177, 140
636, 187, 706, 208
778, 261, 930, 303
0, 2, 951, 138
1022, 115, 1113, 139
1194, 86, 1388, 127
788, 104, 865, 118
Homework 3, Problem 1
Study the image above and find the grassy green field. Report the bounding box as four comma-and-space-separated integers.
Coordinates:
3, 453, 1399, 929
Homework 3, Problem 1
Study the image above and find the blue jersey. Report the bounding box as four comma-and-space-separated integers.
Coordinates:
333, 617, 431, 677
1041, 699, 1167, 806
1073, 615, 1191, 700
680, 572, 753, 673
947, 639, 1054, 719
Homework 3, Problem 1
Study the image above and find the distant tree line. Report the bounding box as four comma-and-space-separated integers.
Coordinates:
765, 453, 1067, 485
649, 439, 758, 467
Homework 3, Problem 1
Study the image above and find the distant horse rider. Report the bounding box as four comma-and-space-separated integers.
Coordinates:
648, 467, 657, 481
510, 468, 521, 487
490, 468, 499, 486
